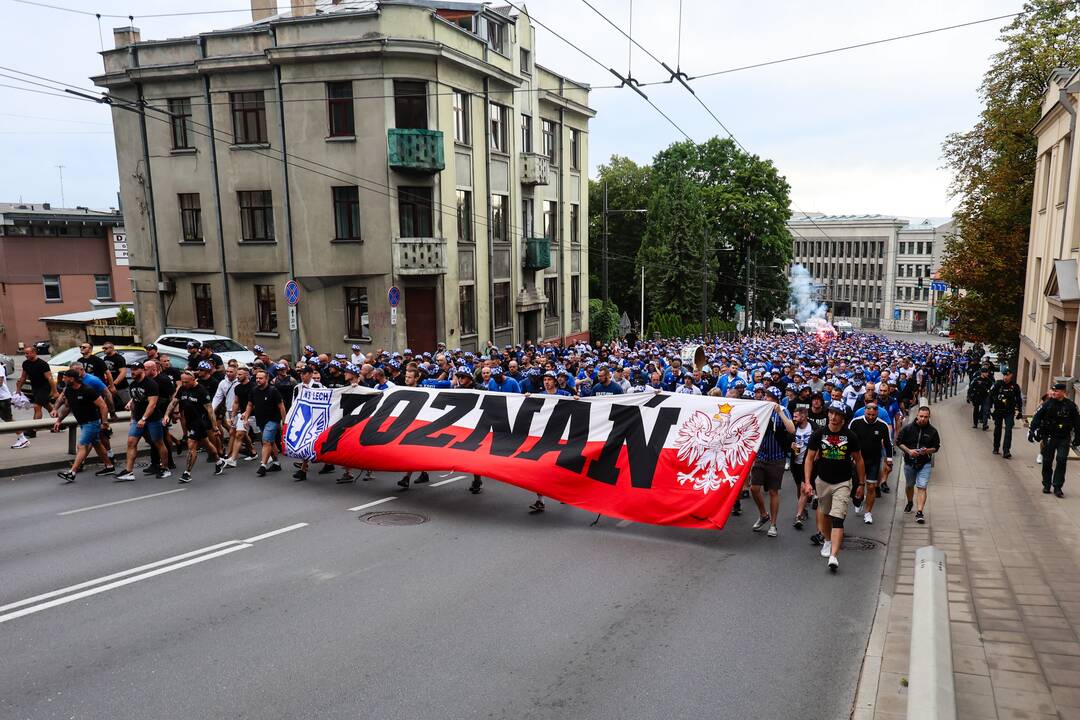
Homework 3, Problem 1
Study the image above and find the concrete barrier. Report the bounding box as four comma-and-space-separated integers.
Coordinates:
1, 412, 131, 454
908, 546, 956, 720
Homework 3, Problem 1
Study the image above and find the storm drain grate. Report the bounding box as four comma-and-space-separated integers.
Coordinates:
842, 535, 885, 551
359, 511, 428, 527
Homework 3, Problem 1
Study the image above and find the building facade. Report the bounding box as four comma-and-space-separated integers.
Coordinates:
0, 203, 131, 354
92, 0, 593, 358
788, 213, 951, 331
1018, 68, 1080, 412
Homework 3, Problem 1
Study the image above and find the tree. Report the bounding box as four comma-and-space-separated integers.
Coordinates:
588, 156, 651, 321
939, 0, 1080, 354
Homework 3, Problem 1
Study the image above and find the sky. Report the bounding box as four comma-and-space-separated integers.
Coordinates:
0, 0, 1027, 218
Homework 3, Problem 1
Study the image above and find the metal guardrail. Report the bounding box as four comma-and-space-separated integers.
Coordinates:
908, 546, 956, 720
1, 412, 131, 455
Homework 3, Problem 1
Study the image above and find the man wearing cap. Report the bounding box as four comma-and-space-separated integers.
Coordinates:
987, 369, 1023, 458
804, 400, 866, 572
185, 341, 202, 371
54, 370, 112, 483
487, 365, 520, 393
1029, 381, 1080, 497
349, 344, 364, 366
748, 386, 796, 537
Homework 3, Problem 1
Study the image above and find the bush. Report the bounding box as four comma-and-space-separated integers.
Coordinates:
115, 307, 136, 327
646, 312, 734, 338
589, 299, 621, 343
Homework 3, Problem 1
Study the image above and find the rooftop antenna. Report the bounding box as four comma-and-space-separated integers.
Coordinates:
56, 165, 66, 207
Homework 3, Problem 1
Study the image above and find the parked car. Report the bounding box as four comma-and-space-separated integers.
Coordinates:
154, 333, 256, 366
0, 353, 13, 378
934, 327, 951, 337
20, 344, 144, 392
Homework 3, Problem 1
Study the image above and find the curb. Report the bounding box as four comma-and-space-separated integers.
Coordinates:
1, 448, 154, 480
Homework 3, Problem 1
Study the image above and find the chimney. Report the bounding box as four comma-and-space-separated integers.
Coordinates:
112, 26, 141, 48
250, 0, 277, 22
291, 0, 315, 17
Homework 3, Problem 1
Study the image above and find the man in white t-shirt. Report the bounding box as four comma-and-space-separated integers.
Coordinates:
0, 360, 13, 424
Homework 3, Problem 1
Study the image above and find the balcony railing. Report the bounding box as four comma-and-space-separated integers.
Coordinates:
394, 237, 447, 275
388, 129, 445, 174
520, 152, 550, 185
524, 237, 551, 271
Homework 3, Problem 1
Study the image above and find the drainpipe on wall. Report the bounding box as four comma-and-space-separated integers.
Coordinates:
557, 103, 566, 343
1059, 83, 1080, 387
271, 25, 301, 361
199, 35, 233, 338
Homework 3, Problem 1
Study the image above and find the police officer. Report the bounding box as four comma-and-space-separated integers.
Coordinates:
988, 369, 1023, 458
1029, 381, 1080, 497
967, 366, 993, 430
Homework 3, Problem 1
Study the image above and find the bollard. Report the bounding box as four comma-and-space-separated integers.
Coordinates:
908, 546, 956, 720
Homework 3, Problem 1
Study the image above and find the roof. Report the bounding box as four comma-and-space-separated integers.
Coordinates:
39, 306, 130, 323
0, 203, 123, 224
788, 213, 907, 224
901, 217, 954, 231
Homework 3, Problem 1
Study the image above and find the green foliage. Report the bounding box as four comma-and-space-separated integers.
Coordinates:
588, 299, 621, 343
588, 156, 651, 319
940, 0, 1080, 350
646, 312, 735, 338
114, 307, 136, 327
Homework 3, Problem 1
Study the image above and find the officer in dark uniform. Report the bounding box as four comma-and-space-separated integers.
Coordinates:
967, 366, 993, 430
988, 369, 1023, 458
1029, 381, 1080, 497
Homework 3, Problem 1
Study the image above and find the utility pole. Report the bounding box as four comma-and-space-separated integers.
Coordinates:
640, 265, 645, 336
744, 240, 752, 335
56, 165, 65, 207
701, 230, 708, 337
602, 181, 609, 305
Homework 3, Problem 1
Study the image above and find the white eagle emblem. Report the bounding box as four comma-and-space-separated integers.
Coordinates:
674, 404, 761, 494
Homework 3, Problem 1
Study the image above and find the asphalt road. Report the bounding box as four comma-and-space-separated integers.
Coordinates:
0, 455, 896, 720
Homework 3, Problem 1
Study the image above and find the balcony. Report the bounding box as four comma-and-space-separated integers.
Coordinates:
524, 237, 551, 271
520, 152, 550, 185
394, 237, 447, 275
387, 129, 445, 174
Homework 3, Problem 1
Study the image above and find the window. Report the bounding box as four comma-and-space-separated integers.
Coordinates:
521, 197, 534, 239
327, 81, 355, 137
179, 193, 203, 242
452, 90, 469, 144
489, 102, 509, 152
344, 286, 370, 339
545, 276, 559, 318
494, 281, 511, 329
481, 17, 506, 54
193, 283, 214, 329
520, 47, 531, 74
543, 200, 557, 240
94, 274, 112, 301
571, 274, 581, 314
168, 98, 192, 149
332, 186, 361, 240
238, 190, 274, 241
459, 284, 477, 336
456, 190, 472, 243
491, 194, 509, 243
255, 284, 277, 333
394, 80, 427, 130
43, 275, 61, 302
230, 91, 267, 144
520, 113, 533, 153
399, 187, 433, 238
542, 119, 557, 163
570, 129, 580, 171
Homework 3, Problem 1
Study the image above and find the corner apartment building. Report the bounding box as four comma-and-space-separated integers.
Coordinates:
1018, 68, 1080, 412
0, 203, 131, 354
92, 0, 593, 358
788, 213, 950, 331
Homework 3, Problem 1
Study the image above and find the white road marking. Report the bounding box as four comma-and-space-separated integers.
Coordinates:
242, 522, 308, 544
0, 544, 251, 624
428, 475, 465, 487
616, 519, 634, 528
0, 540, 242, 613
348, 497, 396, 512
57, 488, 188, 516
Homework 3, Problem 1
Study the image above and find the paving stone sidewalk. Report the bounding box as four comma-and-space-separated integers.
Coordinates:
854, 393, 1080, 719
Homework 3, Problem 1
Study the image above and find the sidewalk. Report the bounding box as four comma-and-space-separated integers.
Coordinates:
0, 429, 96, 478
854, 393, 1080, 719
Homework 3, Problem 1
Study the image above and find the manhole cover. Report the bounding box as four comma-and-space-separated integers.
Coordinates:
359, 511, 428, 526
842, 535, 885, 551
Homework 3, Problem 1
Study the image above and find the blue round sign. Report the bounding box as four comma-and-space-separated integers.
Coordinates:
388, 286, 400, 308
284, 280, 300, 306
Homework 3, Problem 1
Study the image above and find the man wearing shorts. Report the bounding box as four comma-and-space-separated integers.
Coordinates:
749, 385, 796, 537
113, 361, 172, 482
896, 406, 940, 524
242, 369, 286, 477
164, 370, 226, 483
54, 370, 111, 483
804, 401, 866, 573
848, 400, 893, 525
790, 407, 814, 530
13, 345, 57, 447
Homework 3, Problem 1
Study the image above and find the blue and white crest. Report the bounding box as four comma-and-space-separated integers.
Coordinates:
284, 386, 334, 460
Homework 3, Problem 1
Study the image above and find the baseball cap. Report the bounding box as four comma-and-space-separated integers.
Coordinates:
143, 343, 157, 350
252, 344, 265, 354
304, 344, 316, 353
300, 365, 314, 374
767, 386, 782, 399
1053, 381, 1067, 390
197, 361, 213, 371
351, 344, 361, 351
492, 366, 505, 376
454, 367, 472, 378
186, 341, 201, 349
827, 401, 847, 414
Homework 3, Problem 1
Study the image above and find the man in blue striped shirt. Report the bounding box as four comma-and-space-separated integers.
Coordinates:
750, 386, 797, 537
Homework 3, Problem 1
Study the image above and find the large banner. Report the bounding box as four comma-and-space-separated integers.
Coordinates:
284, 385, 775, 529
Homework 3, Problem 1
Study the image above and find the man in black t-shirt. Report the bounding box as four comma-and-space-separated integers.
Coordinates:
76, 341, 117, 420
101, 342, 129, 407
114, 361, 172, 482
164, 370, 225, 483
15, 345, 56, 443
54, 370, 111, 483
804, 401, 866, 574
242, 369, 286, 476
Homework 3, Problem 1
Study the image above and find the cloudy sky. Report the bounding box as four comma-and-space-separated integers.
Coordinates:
0, 0, 1024, 218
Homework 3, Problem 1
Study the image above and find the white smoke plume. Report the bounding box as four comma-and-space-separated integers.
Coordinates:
788, 264, 829, 325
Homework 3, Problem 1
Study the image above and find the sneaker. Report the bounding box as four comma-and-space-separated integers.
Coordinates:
57, 470, 76, 484
740, 489, 750, 499
811, 496, 819, 509
982, 425, 989, 431
318, 464, 336, 475
821, 540, 832, 558
94, 465, 116, 477
732, 500, 742, 517
1055, 489, 1065, 498
1036, 454, 1043, 464
915, 510, 925, 524
242, 453, 258, 462
767, 525, 778, 538
292, 470, 307, 482
904, 501, 914, 513
142, 465, 160, 475
752, 514, 771, 532
810, 532, 824, 546
864, 511, 873, 525
880, 483, 890, 495
1003, 452, 1012, 459
1043, 486, 1053, 494
336, 472, 354, 484
178, 471, 191, 484
113, 471, 135, 482
214, 459, 225, 475
992, 448, 999, 455
793, 518, 804, 530
398, 475, 411, 489
268, 462, 281, 473
529, 500, 545, 514
224, 457, 237, 468
828, 556, 839, 573
256, 465, 267, 477
293, 461, 304, 469
10, 434, 29, 449
415, 471, 430, 484
854, 505, 864, 516
361, 470, 374, 482
784, 459, 790, 471
157, 469, 172, 479
469, 478, 483, 494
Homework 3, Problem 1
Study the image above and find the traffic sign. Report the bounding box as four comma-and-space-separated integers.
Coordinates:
284, 280, 300, 306
288, 305, 298, 331
390, 306, 398, 326
388, 286, 401, 308
931, 280, 948, 292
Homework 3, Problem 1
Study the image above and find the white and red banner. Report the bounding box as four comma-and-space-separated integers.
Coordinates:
284, 385, 775, 529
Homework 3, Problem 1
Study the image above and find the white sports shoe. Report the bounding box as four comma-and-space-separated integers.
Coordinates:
820, 540, 832, 558
854, 505, 864, 515
10, 434, 29, 449
864, 511, 874, 525
767, 524, 777, 538
224, 457, 237, 468
828, 556, 839, 573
